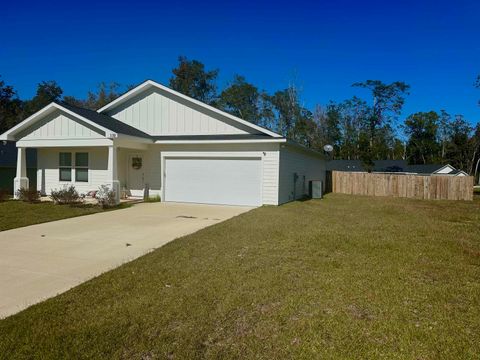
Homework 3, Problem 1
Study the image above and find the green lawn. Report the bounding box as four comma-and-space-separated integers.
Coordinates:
0, 194, 479, 359
0, 201, 129, 231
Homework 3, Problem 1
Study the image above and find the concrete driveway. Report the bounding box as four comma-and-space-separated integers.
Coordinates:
0, 202, 252, 318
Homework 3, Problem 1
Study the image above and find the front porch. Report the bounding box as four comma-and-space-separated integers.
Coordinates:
0, 101, 159, 204
14, 143, 160, 204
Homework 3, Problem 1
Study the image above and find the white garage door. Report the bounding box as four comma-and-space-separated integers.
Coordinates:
164, 157, 262, 206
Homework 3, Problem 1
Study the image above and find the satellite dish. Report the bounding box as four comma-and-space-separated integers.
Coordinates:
323, 144, 334, 152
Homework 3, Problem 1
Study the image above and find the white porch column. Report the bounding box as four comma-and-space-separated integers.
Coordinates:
14, 147, 29, 198
107, 145, 120, 204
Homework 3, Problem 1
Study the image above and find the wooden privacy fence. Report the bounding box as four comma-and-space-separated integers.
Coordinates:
332, 171, 474, 201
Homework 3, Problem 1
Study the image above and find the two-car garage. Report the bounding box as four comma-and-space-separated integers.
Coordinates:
163, 157, 263, 206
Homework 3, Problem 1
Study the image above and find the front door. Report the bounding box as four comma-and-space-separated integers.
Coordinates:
128, 154, 145, 197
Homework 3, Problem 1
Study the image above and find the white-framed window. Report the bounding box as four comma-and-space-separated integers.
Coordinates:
59, 152, 72, 181
75, 152, 89, 182
59, 152, 89, 183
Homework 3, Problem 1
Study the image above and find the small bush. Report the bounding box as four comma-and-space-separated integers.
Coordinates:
16, 188, 40, 203
0, 189, 10, 202
145, 194, 161, 203
96, 185, 117, 208
50, 185, 83, 205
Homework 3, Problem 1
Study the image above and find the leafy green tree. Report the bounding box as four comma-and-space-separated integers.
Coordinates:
404, 111, 440, 164
438, 110, 452, 161
0, 77, 22, 133
268, 83, 315, 142
336, 97, 370, 160
471, 123, 480, 182
373, 125, 400, 160
357, 131, 374, 171
352, 80, 410, 141
312, 103, 341, 154
169, 56, 218, 104
23, 81, 63, 117
352, 80, 410, 170
64, 82, 121, 110
445, 115, 472, 171
391, 138, 406, 160
219, 75, 261, 124
292, 108, 316, 147
268, 87, 298, 137
257, 92, 277, 131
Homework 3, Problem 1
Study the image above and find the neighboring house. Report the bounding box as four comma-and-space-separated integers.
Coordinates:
327, 160, 468, 176
0, 141, 36, 193
0, 80, 325, 206
408, 164, 468, 176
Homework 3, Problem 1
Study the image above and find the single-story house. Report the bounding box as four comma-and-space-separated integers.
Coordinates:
0, 80, 325, 206
326, 160, 468, 176
0, 141, 36, 193
405, 163, 468, 176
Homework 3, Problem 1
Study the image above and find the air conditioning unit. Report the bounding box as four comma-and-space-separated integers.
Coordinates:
309, 180, 323, 199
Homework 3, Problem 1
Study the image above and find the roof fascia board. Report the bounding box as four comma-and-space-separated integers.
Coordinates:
154, 138, 287, 145
0, 103, 57, 140
17, 138, 113, 148
115, 133, 153, 144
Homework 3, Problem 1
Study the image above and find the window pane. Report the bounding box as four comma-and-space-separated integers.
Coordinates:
59, 168, 72, 181
75, 168, 88, 182
59, 152, 72, 167
75, 152, 88, 167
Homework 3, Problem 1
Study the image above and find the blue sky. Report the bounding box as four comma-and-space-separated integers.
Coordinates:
2, 0, 479, 126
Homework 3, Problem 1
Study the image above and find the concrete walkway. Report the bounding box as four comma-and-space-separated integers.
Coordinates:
0, 202, 252, 318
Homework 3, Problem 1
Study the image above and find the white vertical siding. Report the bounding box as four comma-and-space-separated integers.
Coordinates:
37, 147, 110, 195
34, 143, 324, 206
106, 89, 260, 136
278, 146, 325, 204
111, 147, 162, 196
20, 110, 104, 140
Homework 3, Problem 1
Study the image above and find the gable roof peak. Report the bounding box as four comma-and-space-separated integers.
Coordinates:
97, 79, 281, 138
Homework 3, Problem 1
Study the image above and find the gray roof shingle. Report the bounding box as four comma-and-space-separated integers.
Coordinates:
58, 102, 277, 142
57, 101, 153, 140
326, 160, 454, 174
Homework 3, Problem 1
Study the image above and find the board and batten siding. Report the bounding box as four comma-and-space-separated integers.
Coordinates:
105, 88, 260, 136
37, 147, 110, 195
278, 145, 325, 204
158, 143, 280, 205
18, 110, 104, 140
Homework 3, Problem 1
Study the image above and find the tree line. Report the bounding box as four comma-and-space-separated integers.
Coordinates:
1, 56, 479, 178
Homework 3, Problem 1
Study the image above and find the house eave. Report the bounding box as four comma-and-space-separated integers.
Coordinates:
154, 138, 287, 145
16, 138, 115, 148
283, 140, 326, 159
